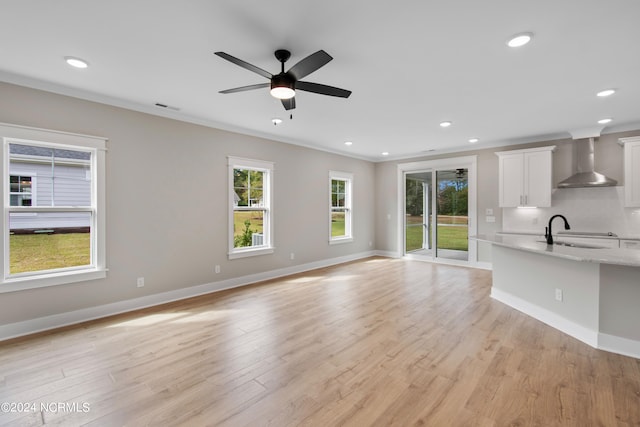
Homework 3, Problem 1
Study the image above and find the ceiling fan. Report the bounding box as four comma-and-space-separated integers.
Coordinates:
214, 49, 352, 111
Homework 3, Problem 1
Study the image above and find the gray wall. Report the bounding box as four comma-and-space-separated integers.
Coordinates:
0, 82, 375, 325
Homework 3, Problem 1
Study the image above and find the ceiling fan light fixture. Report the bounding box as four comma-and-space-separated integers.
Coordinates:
270, 86, 295, 99
270, 73, 295, 99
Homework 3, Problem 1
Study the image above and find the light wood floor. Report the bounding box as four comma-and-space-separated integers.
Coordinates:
1, 257, 639, 426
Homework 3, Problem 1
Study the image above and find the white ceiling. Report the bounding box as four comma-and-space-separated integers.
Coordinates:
2, 1, 640, 161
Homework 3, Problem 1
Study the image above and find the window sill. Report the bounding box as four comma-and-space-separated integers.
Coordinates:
0, 268, 107, 293
228, 247, 275, 260
329, 237, 354, 245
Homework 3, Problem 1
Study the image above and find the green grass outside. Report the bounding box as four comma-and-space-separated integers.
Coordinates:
406, 225, 426, 252
405, 215, 468, 252
233, 211, 264, 245
10, 233, 90, 274
437, 226, 469, 251
331, 213, 345, 237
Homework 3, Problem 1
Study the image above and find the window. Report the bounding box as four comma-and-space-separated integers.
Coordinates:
330, 171, 353, 243
228, 156, 274, 259
10, 175, 34, 206
1, 123, 106, 292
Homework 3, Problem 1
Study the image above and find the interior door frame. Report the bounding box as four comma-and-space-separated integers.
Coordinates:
397, 155, 478, 266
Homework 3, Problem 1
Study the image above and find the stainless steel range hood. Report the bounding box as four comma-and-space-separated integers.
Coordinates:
557, 135, 617, 188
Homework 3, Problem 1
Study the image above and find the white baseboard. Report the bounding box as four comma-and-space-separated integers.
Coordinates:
0, 251, 378, 341
598, 333, 640, 359
491, 287, 599, 348
374, 250, 401, 258
491, 287, 640, 359
474, 261, 492, 270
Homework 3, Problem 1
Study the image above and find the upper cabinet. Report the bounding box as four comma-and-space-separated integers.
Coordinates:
619, 136, 640, 207
496, 146, 556, 208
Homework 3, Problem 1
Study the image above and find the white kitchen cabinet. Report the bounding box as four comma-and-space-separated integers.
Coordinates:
496, 146, 556, 208
620, 240, 640, 250
618, 136, 640, 207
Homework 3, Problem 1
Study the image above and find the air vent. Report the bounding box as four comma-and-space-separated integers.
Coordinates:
154, 102, 180, 111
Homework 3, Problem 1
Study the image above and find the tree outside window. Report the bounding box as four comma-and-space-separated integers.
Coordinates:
228, 157, 273, 259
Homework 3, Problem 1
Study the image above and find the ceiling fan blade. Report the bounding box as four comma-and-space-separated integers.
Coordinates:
214, 52, 272, 79
281, 97, 296, 111
219, 83, 270, 94
296, 81, 352, 98
287, 50, 332, 80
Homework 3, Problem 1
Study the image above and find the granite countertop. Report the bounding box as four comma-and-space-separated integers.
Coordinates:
473, 234, 640, 267
497, 231, 640, 241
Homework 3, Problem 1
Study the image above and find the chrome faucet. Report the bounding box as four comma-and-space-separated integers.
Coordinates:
545, 214, 571, 245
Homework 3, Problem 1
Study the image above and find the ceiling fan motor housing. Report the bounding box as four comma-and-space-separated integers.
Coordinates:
271, 72, 295, 91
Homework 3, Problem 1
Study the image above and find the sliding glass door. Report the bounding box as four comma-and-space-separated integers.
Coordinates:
435, 169, 468, 261
401, 157, 476, 264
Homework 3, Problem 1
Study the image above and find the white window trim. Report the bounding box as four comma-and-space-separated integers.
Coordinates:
329, 170, 353, 244
228, 156, 274, 259
0, 123, 107, 293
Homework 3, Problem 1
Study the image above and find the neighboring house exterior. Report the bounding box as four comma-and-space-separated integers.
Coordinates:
9, 143, 91, 232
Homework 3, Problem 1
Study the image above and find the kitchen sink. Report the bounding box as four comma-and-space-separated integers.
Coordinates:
536, 240, 609, 249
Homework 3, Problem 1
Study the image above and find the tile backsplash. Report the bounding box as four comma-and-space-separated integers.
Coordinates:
502, 186, 640, 237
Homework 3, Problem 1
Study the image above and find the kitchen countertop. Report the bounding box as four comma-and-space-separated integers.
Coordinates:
473, 234, 640, 267
497, 230, 640, 241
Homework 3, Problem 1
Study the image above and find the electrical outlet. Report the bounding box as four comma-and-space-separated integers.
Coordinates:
290, 253, 295, 260
137, 277, 145, 288
555, 288, 563, 301
486, 215, 496, 223
215, 265, 220, 274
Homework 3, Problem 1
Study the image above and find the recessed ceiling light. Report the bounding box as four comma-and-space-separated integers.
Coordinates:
344, 141, 353, 146
507, 32, 533, 48
597, 118, 613, 124
469, 138, 479, 143
271, 118, 283, 125
381, 152, 389, 156
439, 121, 453, 128
596, 89, 616, 97
64, 56, 89, 69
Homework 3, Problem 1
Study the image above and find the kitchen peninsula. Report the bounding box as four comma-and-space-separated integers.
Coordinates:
474, 234, 640, 359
